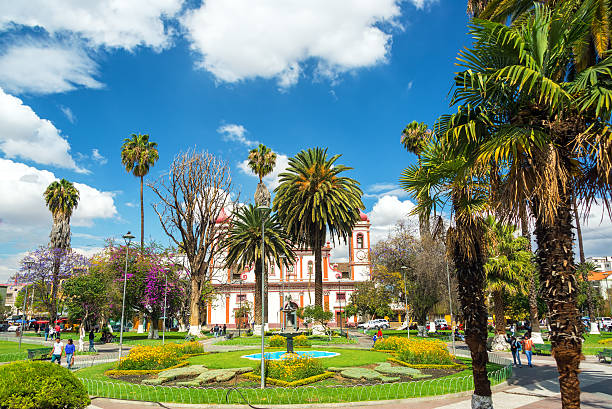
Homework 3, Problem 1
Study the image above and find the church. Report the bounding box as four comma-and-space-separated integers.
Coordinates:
206, 210, 372, 328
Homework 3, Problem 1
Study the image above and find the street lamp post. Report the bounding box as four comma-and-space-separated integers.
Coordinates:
400, 266, 410, 339
258, 206, 270, 389
336, 273, 343, 337
446, 261, 456, 355
119, 231, 135, 360
280, 254, 287, 331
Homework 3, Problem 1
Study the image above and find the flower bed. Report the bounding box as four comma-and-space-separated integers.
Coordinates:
373, 338, 455, 365
254, 354, 325, 382
105, 361, 189, 377
269, 335, 286, 347
387, 357, 466, 370
243, 371, 334, 387
116, 342, 205, 371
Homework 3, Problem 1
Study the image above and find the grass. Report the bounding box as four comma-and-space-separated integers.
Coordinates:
74, 350, 511, 405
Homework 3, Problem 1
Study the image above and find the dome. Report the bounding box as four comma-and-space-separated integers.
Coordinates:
215, 208, 229, 224
359, 211, 369, 222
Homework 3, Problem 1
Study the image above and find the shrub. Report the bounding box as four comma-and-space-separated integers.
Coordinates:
396, 339, 454, 365
372, 336, 411, 351
179, 341, 205, 355
0, 361, 90, 409
269, 335, 286, 347
294, 334, 310, 346
255, 355, 324, 382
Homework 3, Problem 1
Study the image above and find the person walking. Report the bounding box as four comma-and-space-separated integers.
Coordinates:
223, 324, 227, 336
372, 334, 378, 347
88, 329, 96, 352
377, 328, 383, 340
49, 338, 64, 365
522, 334, 534, 367
506, 335, 522, 367
65, 339, 75, 369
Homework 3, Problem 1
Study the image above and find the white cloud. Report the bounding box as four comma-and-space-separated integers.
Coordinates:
0, 158, 117, 238
369, 183, 398, 192
60, 106, 75, 123
181, 0, 402, 87
577, 202, 612, 258
409, 0, 438, 9
217, 124, 258, 147
91, 149, 108, 165
0, 40, 102, 95
364, 183, 410, 199
239, 153, 290, 190
0, 1, 183, 51
125, 202, 138, 208
368, 194, 417, 243
406, 80, 413, 91
0, 88, 87, 172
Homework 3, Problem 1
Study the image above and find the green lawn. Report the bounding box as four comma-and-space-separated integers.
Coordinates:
91, 331, 191, 346
0, 340, 42, 361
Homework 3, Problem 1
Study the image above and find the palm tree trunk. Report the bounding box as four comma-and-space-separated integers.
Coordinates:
533, 192, 581, 409
520, 203, 541, 333
314, 228, 323, 308
491, 290, 509, 351
50, 254, 60, 326
450, 214, 491, 407
572, 194, 585, 264
140, 175, 145, 251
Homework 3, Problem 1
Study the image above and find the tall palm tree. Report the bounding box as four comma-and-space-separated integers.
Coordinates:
401, 121, 434, 240
577, 261, 598, 325
223, 205, 295, 324
401, 134, 493, 408
44, 178, 80, 325
445, 3, 612, 406
248, 143, 277, 207
121, 133, 159, 250
484, 217, 533, 351
273, 148, 364, 308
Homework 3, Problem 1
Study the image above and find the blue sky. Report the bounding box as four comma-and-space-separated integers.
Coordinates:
1, 1, 610, 281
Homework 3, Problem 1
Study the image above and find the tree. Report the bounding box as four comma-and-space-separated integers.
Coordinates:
248, 143, 277, 207
446, 4, 612, 405
344, 281, 394, 322
576, 262, 598, 324
298, 305, 334, 338
44, 178, 79, 324
121, 133, 159, 251
484, 217, 533, 350
149, 150, 237, 335
17, 247, 90, 323
273, 147, 364, 307
401, 133, 493, 407
222, 205, 294, 325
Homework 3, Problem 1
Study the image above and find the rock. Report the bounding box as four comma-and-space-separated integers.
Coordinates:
472, 394, 493, 409
311, 324, 326, 336
175, 367, 252, 386
329, 367, 399, 382
490, 334, 509, 351
142, 365, 207, 385
530, 332, 544, 344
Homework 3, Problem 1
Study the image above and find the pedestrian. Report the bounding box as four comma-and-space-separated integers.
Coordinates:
49, 338, 64, 365
506, 335, 522, 367
213, 324, 218, 338
88, 329, 96, 352
223, 324, 227, 336
510, 323, 516, 337
44, 324, 49, 341
65, 339, 75, 369
372, 334, 377, 347
55, 323, 61, 336
48, 325, 55, 340
377, 328, 383, 340
522, 334, 534, 367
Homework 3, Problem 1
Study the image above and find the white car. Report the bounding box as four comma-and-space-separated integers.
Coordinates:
600, 317, 612, 330
361, 319, 389, 330
7, 325, 20, 332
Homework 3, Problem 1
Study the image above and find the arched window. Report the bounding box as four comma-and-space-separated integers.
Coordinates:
356, 233, 364, 249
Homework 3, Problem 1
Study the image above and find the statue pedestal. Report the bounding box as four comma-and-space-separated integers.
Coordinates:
253, 324, 269, 335
590, 322, 600, 335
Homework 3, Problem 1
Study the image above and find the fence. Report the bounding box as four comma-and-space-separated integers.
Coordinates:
78, 354, 513, 405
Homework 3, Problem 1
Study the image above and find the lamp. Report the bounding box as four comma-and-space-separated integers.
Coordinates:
119, 231, 135, 360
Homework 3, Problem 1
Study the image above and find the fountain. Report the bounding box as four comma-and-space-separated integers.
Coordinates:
280, 297, 299, 354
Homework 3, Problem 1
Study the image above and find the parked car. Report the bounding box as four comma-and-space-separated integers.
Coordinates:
434, 319, 450, 330
0, 323, 9, 332
7, 325, 20, 332
359, 319, 390, 330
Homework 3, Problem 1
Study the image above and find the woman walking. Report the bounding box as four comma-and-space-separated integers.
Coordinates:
65, 339, 75, 369
507, 335, 522, 367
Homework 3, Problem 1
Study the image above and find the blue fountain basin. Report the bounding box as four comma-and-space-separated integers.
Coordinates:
241, 350, 339, 360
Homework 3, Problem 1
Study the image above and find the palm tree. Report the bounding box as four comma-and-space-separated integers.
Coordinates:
577, 261, 598, 326
401, 134, 493, 407
248, 144, 277, 207
273, 148, 364, 308
44, 178, 80, 325
445, 3, 612, 405
484, 217, 533, 351
401, 121, 433, 240
223, 205, 295, 324
121, 133, 159, 250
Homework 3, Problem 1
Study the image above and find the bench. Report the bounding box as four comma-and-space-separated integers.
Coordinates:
533, 344, 552, 356
596, 348, 612, 363
27, 348, 51, 360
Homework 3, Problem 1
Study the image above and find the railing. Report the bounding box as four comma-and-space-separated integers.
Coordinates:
78, 358, 513, 405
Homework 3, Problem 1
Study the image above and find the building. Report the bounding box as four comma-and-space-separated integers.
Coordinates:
586, 256, 612, 301
1, 282, 26, 314
207, 210, 372, 328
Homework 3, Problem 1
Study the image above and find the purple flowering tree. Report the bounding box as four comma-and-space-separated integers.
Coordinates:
17, 246, 90, 323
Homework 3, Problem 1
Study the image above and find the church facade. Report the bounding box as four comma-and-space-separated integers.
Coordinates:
206, 211, 372, 328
